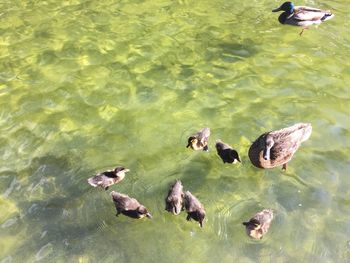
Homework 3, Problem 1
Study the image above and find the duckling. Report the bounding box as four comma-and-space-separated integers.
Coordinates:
186, 127, 210, 151
272, 2, 334, 35
184, 191, 206, 227
215, 140, 241, 164
243, 209, 274, 239
248, 123, 312, 170
165, 180, 184, 215
87, 166, 129, 190
111, 191, 152, 219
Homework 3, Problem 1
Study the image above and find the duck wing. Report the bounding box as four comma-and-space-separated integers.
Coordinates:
253, 209, 273, 233
120, 197, 141, 211
185, 194, 203, 212
270, 132, 301, 160
112, 193, 141, 211
294, 6, 331, 21
253, 209, 273, 222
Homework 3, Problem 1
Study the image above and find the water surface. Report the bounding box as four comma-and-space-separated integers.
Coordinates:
1, 0, 350, 262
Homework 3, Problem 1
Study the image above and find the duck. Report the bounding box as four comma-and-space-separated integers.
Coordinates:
111, 191, 152, 219
165, 180, 184, 215
186, 127, 210, 151
87, 166, 130, 190
243, 209, 274, 239
272, 1, 334, 35
215, 140, 241, 164
184, 191, 206, 227
248, 123, 312, 170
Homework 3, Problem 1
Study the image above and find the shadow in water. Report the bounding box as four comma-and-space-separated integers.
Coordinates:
203, 38, 259, 63
218, 39, 258, 59
180, 154, 213, 193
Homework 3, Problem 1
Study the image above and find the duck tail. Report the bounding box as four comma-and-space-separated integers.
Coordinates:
321, 13, 334, 21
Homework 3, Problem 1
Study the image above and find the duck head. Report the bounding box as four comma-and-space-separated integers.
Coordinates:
114, 167, 130, 174
138, 206, 152, 219
186, 136, 197, 149
197, 210, 206, 228
263, 136, 274, 160
189, 209, 205, 227
188, 210, 206, 227
165, 198, 183, 215
272, 2, 294, 14
172, 198, 183, 215
243, 219, 263, 239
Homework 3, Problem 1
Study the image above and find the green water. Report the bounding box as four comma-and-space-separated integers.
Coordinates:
1, 0, 350, 262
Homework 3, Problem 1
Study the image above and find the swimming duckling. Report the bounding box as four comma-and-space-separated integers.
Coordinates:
186, 127, 210, 151
87, 166, 129, 190
243, 209, 274, 239
165, 180, 184, 215
272, 2, 334, 35
184, 191, 206, 227
111, 191, 152, 219
215, 140, 241, 164
248, 123, 312, 170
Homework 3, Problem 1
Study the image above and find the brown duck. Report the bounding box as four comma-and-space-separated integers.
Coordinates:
243, 209, 274, 239
186, 127, 210, 151
184, 191, 206, 227
111, 191, 152, 219
87, 166, 129, 190
248, 123, 312, 170
165, 180, 184, 215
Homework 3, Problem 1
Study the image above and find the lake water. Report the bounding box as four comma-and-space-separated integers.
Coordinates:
1, 0, 350, 262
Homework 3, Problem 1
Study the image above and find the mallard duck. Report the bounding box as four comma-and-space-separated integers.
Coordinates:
184, 191, 206, 227
165, 180, 184, 215
111, 191, 152, 219
248, 123, 312, 170
87, 166, 129, 190
243, 209, 274, 239
272, 2, 334, 35
215, 140, 241, 164
186, 127, 210, 151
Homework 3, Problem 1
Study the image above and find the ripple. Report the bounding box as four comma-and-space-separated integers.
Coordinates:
0, 256, 12, 263
35, 243, 53, 261
1, 217, 18, 229
3, 177, 17, 198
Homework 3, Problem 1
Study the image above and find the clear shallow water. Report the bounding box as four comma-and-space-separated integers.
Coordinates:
0, 0, 350, 262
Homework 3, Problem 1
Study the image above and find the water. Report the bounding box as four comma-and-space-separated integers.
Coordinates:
1, 0, 350, 262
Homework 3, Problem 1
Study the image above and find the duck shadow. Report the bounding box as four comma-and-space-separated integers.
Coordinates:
179, 154, 214, 193
204, 38, 259, 64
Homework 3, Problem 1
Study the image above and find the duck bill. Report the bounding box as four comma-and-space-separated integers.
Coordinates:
272, 7, 281, 12
173, 204, 182, 215
232, 158, 240, 164
263, 148, 271, 160
146, 213, 152, 219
